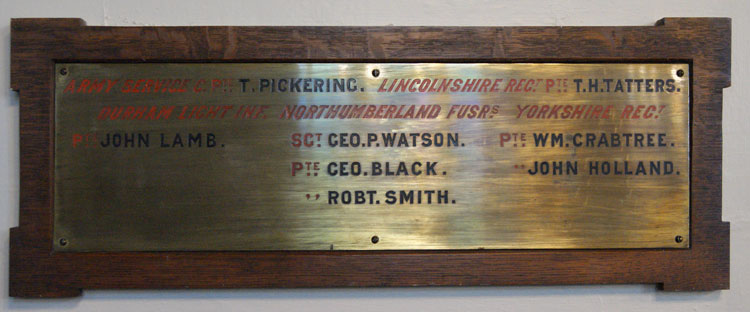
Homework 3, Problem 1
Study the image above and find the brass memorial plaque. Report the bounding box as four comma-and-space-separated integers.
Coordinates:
54, 63, 689, 251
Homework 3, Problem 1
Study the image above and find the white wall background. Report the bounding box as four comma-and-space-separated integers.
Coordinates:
1, 0, 748, 311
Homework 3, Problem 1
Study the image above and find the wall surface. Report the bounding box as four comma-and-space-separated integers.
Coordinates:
1, 0, 748, 311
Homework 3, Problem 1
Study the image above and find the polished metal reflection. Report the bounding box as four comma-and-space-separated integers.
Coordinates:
54, 63, 690, 251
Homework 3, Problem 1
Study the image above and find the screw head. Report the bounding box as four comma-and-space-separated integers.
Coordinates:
676, 69, 684, 77
59, 68, 68, 76
371, 69, 380, 78
59, 238, 68, 246
675, 235, 684, 243
371, 236, 379, 244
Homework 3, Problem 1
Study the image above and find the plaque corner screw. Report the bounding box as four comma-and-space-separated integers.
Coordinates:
676, 69, 684, 77
371, 235, 379, 244
675, 235, 684, 243
59, 68, 68, 76
59, 238, 68, 246
371, 69, 380, 78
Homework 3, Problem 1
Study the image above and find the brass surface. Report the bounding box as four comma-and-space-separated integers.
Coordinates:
54, 63, 690, 251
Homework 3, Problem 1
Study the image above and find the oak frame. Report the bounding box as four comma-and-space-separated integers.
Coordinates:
9, 17, 730, 297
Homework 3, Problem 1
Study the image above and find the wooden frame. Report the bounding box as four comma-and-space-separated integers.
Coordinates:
9, 17, 730, 297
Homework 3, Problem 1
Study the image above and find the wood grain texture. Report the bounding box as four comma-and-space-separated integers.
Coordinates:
9, 17, 730, 297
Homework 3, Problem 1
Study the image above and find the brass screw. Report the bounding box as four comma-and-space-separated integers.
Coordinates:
675, 235, 684, 243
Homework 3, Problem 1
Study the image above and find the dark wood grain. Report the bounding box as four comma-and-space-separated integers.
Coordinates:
9, 17, 730, 297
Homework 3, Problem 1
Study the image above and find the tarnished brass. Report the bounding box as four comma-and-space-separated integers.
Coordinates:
54, 63, 690, 251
